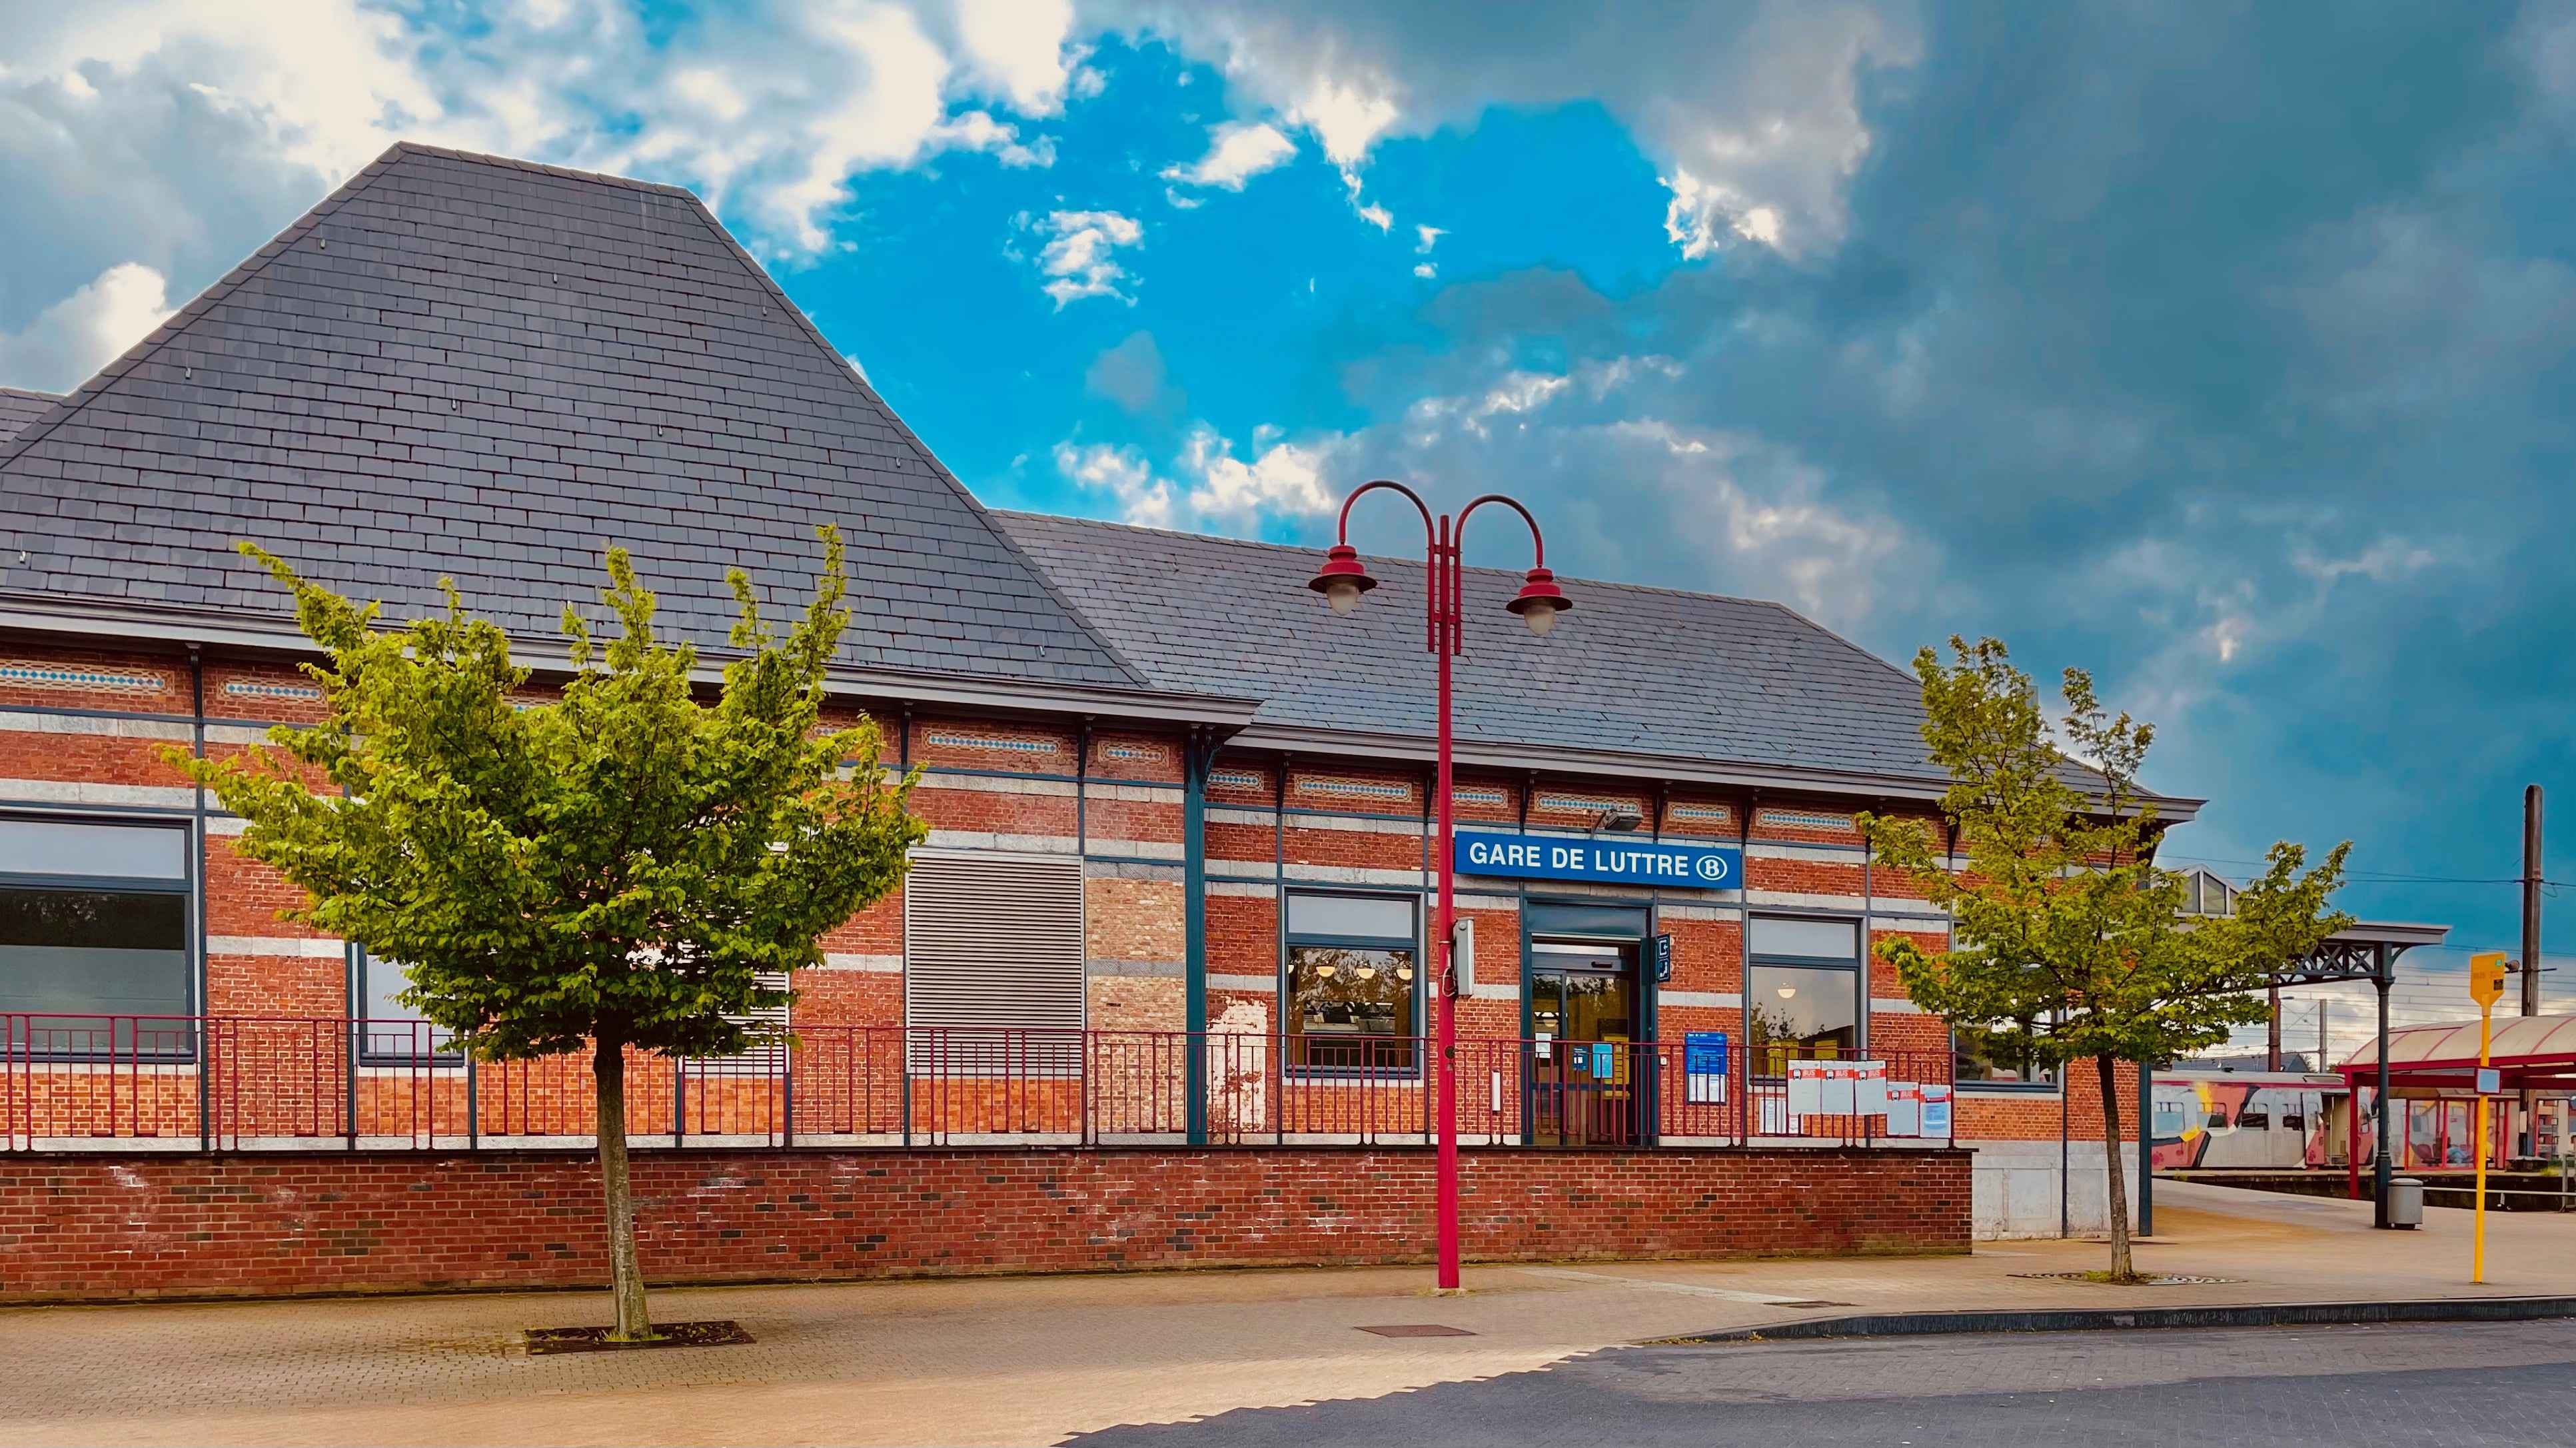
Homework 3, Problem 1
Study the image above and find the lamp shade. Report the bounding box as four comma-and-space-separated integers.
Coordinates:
1506, 566, 1571, 635
1307, 544, 1379, 615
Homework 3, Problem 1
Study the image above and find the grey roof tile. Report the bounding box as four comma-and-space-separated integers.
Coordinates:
0, 145, 1149, 694
0, 389, 63, 448
995, 511, 2176, 800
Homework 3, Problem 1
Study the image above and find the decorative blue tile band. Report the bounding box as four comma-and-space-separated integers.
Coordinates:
0, 662, 163, 694
1300, 778, 1415, 802
1758, 809, 1855, 830
927, 731, 1059, 754
223, 679, 324, 701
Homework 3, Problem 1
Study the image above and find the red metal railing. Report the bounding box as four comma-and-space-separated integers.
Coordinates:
1, 1014, 1952, 1152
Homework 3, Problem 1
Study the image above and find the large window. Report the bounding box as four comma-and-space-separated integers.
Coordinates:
0, 816, 193, 1054
1746, 915, 1859, 1074
1954, 1021, 2060, 1088
354, 950, 455, 1064
1285, 890, 1419, 1072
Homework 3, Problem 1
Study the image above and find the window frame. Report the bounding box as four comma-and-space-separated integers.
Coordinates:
0, 811, 198, 1062
1281, 887, 1424, 1080
1951, 1015, 2064, 1094
350, 946, 463, 1067
1744, 912, 1864, 1079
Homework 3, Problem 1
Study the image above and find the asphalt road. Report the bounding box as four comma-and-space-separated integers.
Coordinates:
1069, 1318, 2576, 1447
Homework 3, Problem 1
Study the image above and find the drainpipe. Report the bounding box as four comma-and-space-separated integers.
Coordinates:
191, 644, 210, 1151
1183, 727, 1209, 1145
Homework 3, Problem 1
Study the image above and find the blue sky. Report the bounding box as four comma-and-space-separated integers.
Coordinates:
5, 1, 2575, 1024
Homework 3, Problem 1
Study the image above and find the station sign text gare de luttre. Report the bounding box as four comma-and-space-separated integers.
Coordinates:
1455, 831, 1742, 888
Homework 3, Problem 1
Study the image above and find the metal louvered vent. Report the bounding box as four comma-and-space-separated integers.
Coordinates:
904, 850, 1085, 1074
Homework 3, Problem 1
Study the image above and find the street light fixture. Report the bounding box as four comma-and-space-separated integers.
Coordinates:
1305, 479, 1571, 1294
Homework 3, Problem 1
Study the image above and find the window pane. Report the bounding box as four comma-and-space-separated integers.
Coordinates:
1956, 1028, 2058, 1086
1749, 916, 1859, 961
1286, 892, 1417, 942
0, 819, 187, 880
1287, 944, 1416, 1070
1747, 964, 1858, 1069
1524, 901, 1648, 939
357, 954, 454, 1060
362, 954, 423, 1022
0, 886, 190, 1051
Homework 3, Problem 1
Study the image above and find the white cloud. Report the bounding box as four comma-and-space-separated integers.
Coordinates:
1414, 224, 1444, 253
1355, 201, 1393, 231
927, 109, 1057, 168
1413, 263, 1436, 279
1160, 120, 1296, 191
1052, 420, 1344, 530
1023, 209, 1144, 307
950, 0, 1080, 116
1287, 76, 1399, 171
0, 262, 170, 392
1178, 423, 1339, 521
2292, 538, 2445, 586
1103, 0, 1916, 259
0, 0, 1099, 313
1053, 439, 1176, 526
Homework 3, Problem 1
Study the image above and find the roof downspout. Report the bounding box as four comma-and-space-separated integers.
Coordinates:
1183, 726, 1209, 1146
189, 643, 210, 1151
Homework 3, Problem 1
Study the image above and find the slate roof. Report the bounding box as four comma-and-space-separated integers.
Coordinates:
0, 145, 1165, 700
998, 511, 2200, 810
0, 389, 58, 448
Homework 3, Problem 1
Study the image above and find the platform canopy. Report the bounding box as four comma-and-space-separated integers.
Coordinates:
2339, 1014, 2576, 1092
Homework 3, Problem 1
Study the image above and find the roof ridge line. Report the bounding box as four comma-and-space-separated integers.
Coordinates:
0, 143, 414, 476
993, 507, 1800, 611
379, 141, 702, 199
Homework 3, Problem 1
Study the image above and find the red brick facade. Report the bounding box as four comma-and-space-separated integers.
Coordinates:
0, 630, 2128, 1264
0, 1145, 1970, 1303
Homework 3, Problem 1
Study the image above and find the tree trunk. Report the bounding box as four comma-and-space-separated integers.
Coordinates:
2095, 1053, 2136, 1281
593, 1037, 654, 1341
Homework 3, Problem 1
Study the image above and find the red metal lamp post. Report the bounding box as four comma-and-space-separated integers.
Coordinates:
1307, 480, 1570, 1292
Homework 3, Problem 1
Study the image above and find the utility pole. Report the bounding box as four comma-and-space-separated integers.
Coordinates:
2267, 986, 2281, 1071
2520, 785, 2543, 1156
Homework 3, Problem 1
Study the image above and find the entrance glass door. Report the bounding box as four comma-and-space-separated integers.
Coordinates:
1528, 940, 1641, 1147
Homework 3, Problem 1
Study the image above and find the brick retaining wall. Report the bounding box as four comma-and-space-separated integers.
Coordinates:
0, 1146, 1969, 1303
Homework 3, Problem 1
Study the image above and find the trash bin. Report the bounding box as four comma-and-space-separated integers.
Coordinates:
2387, 1177, 2424, 1228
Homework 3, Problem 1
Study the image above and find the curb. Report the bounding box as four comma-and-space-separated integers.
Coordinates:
1660, 1295, 2576, 1343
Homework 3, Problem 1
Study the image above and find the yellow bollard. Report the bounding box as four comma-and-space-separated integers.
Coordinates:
2468, 952, 2509, 1285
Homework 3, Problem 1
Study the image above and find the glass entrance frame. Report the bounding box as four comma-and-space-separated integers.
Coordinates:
1523, 925, 1649, 1147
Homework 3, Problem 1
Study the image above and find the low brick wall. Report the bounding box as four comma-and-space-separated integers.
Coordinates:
0, 1146, 1970, 1303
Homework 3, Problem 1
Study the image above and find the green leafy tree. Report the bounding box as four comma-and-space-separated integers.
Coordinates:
173, 527, 924, 1339
1858, 638, 2349, 1279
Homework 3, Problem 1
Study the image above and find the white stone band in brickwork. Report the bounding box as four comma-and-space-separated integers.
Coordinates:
1657, 990, 1743, 1008
205, 935, 346, 958
818, 952, 904, 972
0, 778, 199, 809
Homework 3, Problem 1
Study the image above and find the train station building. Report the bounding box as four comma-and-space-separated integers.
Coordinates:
1, 145, 2173, 1299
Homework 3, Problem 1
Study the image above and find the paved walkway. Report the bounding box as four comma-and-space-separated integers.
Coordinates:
2, 1181, 2571, 1447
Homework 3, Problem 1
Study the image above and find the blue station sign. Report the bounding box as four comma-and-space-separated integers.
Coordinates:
1455, 831, 1742, 890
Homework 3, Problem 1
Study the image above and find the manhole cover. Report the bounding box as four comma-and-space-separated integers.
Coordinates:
523, 1320, 754, 1354
1762, 1300, 1858, 1308
1357, 1323, 1478, 1337
2008, 1272, 2246, 1286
